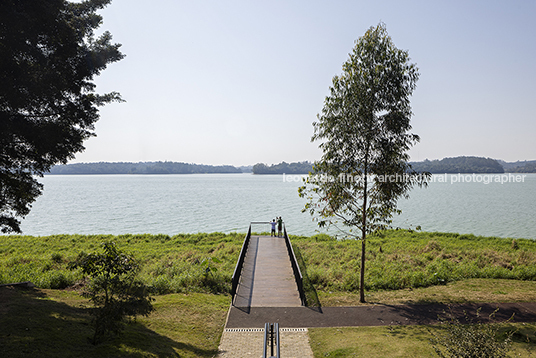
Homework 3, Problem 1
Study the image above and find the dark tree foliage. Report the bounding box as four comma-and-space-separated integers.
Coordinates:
0, 0, 124, 233
252, 161, 313, 174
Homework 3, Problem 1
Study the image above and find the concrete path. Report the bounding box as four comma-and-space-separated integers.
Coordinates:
233, 235, 301, 308
217, 328, 313, 358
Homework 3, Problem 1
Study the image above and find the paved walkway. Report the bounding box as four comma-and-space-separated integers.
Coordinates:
233, 235, 301, 308
217, 328, 314, 358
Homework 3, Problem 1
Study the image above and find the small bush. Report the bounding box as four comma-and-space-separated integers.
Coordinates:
429, 308, 514, 358
69, 242, 154, 344
51, 253, 63, 263
47, 271, 72, 289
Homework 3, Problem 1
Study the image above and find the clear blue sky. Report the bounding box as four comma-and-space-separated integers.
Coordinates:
76, 0, 536, 166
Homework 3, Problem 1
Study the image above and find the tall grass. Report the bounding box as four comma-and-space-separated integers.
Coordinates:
3, 230, 536, 296
0, 233, 244, 294
291, 230, 536, 292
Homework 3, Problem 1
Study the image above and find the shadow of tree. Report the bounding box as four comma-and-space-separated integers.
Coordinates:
378, 302, 536, 327
0, 286, 218, 357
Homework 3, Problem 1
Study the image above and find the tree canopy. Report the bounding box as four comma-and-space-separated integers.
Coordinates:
299, 23, 428, 302
0, 0, 124, 233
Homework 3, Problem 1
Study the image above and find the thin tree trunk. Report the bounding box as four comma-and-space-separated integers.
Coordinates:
360, 154, 368, 303
360, 234, 366, 303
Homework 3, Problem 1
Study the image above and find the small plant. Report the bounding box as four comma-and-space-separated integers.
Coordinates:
51, 253, 63, 263
200, 256, 222, 278
69, 242, 154, 344
429, 308, 514, 358
512, 239, 519, 250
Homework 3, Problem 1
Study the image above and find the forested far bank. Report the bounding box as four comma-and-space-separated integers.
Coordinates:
412, 157, 536, 174
46, 157, 536, 175
252, 161, 313, 174
47, 161, 242, 175
252, 157, 536, 174
410, 156, 504, 174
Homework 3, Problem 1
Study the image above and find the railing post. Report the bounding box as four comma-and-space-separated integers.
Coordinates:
263, 323, 269, 358
263, 322, 280, 358
275, 323, 280, 358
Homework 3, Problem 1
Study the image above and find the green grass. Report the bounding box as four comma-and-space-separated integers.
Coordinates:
293, 231, 536, 357
0, 286, 230, 358
0, 232, 245, 294
291, 230, 536, 295
4, 230, 536, 299
309, 324, 536, 358
318, 278, 536, 306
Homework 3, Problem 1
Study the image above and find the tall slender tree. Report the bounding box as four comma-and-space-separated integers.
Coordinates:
299, 23, 429, 303
0, 0, 124, 233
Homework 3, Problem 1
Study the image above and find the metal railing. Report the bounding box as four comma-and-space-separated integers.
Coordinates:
283, 224, 307, 306
231, 224, 251, 302
263, 323, 280, 358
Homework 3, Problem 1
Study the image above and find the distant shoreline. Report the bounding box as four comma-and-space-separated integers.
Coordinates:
47, 161, 252, 175
47, 156, 536, 175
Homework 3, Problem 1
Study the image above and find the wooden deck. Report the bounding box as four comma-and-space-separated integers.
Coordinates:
233, 235, 302, 308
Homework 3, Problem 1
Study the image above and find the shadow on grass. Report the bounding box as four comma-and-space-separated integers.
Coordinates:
0, 286, 217, 358
378, 302, 536, 327
293, 245, 322, 311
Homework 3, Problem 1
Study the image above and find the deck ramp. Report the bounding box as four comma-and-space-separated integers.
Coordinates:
233, 235, 302, 308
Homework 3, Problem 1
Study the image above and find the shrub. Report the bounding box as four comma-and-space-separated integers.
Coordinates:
429, 308, 514, 358
69, 242, 154, 344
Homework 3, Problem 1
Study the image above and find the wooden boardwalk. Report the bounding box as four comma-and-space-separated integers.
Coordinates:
233, 235, 302, 308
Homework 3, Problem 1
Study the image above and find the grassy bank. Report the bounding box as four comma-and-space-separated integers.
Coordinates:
290, 230, 536, 299
0, 232, 244, 294
2, 230, 536, 303
2, 231, 536, 356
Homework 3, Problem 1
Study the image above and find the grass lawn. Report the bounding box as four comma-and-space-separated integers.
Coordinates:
318, 278, 536, 306
0, 286, 230, 358
309, 323, 536, 358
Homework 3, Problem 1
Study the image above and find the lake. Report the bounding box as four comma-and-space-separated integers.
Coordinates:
16, 173, 536, 239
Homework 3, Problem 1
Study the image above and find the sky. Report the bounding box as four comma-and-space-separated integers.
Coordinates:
75, 0, 536, 166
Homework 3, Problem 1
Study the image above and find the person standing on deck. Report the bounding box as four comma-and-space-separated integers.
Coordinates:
270, 219, 277, 237
277, 216, 283, 237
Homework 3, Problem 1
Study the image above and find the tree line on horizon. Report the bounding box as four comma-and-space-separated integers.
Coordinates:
47, 157, 536, 175
48, 161, 241, 175
252, 161, 313, 174
412, 157, 536, 174
252, 157, 536, 174
410, 156, 504, 174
